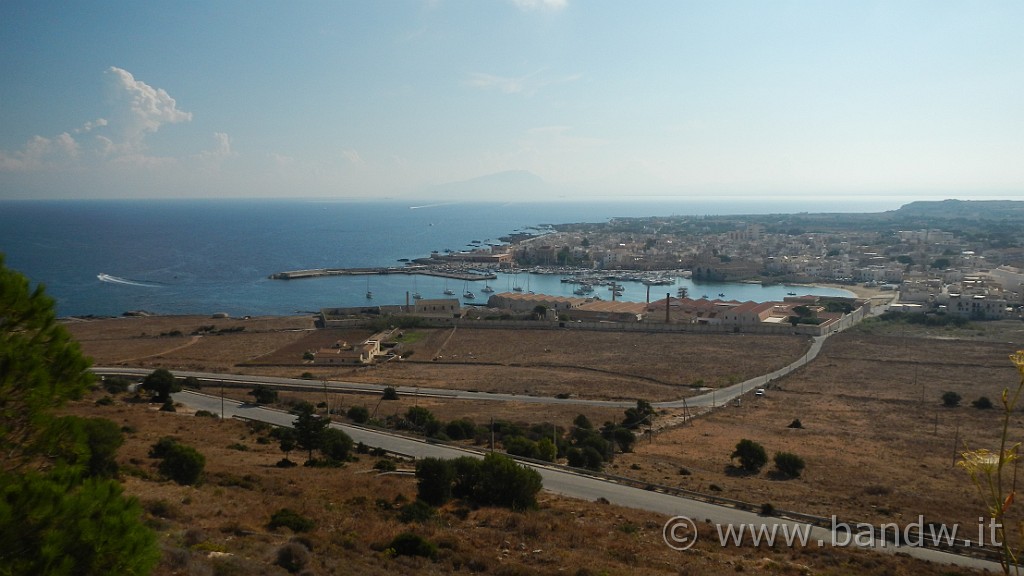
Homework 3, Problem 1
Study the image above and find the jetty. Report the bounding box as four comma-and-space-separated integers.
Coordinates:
269, 266, 496, 281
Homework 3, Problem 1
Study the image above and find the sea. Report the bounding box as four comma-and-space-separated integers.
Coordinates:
0, 198, 875, 318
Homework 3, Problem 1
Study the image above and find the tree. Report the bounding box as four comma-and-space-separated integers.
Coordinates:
0, 256, 159, 574
532, 305, 548, 319
141, 368, 180, 402
731, 439, 768, 473
382, 386, 399, 400
416, 457, 456, 506
320, 428, 353, 462
774, 451, 806, 478
292, 404, 329, 462
477, 453, 543, 510
249, 384, 278, 405
277, 428, 297, 461
623, 399, 655, 429
942, 391, 962, 408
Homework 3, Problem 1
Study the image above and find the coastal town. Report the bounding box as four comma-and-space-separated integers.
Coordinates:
306, 202, 1023, 353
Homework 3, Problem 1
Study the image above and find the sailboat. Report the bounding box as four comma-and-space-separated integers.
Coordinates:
463, 281, 475, 299
443, 278, 455, 296
481, 283, 494, 293
412, 275, 422, 300
365, 277, 373, 299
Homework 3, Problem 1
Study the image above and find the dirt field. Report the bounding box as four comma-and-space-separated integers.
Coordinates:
64, 395, 983, 575
65, 313, 1024, 563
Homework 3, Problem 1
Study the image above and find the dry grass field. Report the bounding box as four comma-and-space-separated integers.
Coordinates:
64, 313, 1024, 573
64, 395, 982, 575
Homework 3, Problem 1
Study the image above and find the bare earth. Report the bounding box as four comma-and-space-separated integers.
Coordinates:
64, 313, 1024, 574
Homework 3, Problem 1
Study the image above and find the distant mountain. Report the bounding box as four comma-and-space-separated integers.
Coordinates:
893, 199, 1024, 220
422, 170, 547, 199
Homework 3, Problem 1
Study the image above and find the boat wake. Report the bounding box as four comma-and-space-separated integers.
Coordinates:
97, 273, 161, 288
409, 201, 460, 210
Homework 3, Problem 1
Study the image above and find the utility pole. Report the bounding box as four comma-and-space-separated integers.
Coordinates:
490, 417, 495, 452
220, 379, 224, 420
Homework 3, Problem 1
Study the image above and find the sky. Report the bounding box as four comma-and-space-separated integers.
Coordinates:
1, 0, 1022, 203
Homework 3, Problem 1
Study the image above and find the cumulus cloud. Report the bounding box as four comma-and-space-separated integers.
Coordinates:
198, 132, 234, 162
105, 66, 192, 151
0, 67, 220, 176
511, 0, 567, 11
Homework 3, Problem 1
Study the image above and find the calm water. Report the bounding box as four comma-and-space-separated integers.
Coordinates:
0, 199, 858, 317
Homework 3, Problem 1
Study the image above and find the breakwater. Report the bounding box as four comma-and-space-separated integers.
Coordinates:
269, 266, 496, 281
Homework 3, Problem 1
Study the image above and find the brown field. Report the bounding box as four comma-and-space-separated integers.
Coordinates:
64, 395, 983, 575
66, 313, 1024, 572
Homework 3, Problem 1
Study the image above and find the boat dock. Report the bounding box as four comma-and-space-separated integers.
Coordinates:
269, 267, 496, 281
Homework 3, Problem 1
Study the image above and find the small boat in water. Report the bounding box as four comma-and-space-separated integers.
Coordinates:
481, 284, 494, 293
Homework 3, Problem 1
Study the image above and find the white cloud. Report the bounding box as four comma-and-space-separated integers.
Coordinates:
0, 68, 210, 176
341, 148, 366, 166
198, 132, 234, 162
511, 0, 567, 11
105, 66, 192, 152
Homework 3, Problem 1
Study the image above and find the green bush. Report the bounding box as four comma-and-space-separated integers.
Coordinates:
942, 391, 962, 408
347, 405, 370, 424
416, 457, 455, 506
731, 439, 768, 473
320, 428, 354, 462
268, 508, 315, 533
158, 443, 205, 485
389, 532, 437, 559
972, 396, 994, 409
398, 499, 436, 523
774, 451, 806, 478
382, 386, 399, 400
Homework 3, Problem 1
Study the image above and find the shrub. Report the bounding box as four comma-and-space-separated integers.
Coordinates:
942, 391, 962, 407
249, 385, 278, 405
774, 451, 806, 478
382, 386, 399, 400
398, 500, 436, 523
103, 376, 132, 394
760, 502, 776, 516
389, 532, 437, 559
731, 439, 768, 473
347, 405, 370, 424
787, 418, 803, 429
972, 396, 994, 409
268, 508, 315, 533
275, 541, 310, 573
374, 459, 397, 472
158, 443, 205, 485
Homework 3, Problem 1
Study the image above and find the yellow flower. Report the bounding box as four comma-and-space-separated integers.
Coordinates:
1011, 350, 1024, 374
959, 449, 1003, 475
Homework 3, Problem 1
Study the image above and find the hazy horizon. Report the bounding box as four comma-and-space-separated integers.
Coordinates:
3, 2, 1022, 203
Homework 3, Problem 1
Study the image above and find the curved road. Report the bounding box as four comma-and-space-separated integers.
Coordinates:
172, 388, 999, 571
92, 336, 826, 410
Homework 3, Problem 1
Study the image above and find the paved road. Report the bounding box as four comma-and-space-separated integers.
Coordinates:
92, 335, 825, 410
173, 389, 1000, 571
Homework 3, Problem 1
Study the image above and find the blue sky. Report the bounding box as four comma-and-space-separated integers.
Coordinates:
1, 1, 1022, 203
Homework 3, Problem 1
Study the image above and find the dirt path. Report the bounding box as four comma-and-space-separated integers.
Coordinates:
116, 334, 203, 363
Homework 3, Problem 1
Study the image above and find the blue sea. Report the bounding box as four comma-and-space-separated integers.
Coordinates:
0, 199, 867, 317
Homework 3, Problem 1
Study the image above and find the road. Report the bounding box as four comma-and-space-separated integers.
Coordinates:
92, 335, 825, 410
173, 389, 1000, 571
